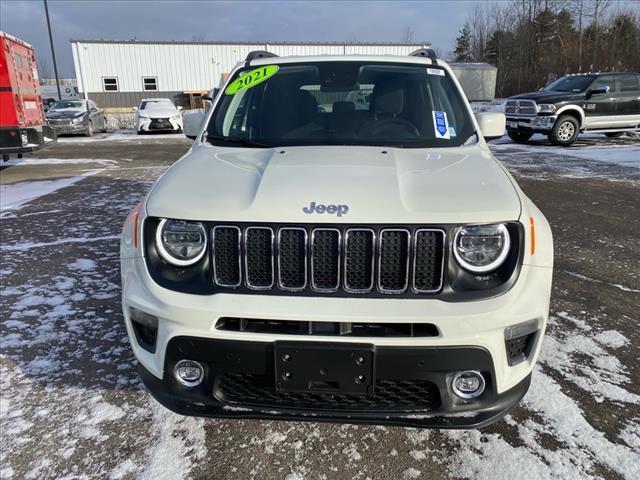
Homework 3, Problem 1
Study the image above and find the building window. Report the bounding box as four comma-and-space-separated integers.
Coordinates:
103, 77, 119, 91
143, 77, 158, 91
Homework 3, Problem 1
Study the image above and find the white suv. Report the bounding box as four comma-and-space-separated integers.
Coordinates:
135, 98, 183, 134
121, 50, 553, 428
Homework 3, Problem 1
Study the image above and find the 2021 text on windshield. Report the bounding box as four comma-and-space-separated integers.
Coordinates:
207, 61, 476, 148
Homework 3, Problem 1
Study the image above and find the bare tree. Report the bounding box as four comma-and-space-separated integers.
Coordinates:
400, 26, 415, 43
36, 58, 51, 82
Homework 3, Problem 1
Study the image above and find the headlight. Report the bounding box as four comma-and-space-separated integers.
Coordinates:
72, 116, 84, 124
536, 104, 557, 113
453, 223, 511, 273
155, 219, 207, 266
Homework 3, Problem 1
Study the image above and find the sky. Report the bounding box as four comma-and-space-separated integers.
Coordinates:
0, 0, 476, 78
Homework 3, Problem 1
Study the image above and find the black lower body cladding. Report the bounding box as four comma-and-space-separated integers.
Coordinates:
139, 337, 532, 429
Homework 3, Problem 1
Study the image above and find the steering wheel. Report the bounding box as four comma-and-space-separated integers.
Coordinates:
367, 118, 420, 138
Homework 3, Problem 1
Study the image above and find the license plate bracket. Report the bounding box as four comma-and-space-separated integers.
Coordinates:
274, 342, 375, 396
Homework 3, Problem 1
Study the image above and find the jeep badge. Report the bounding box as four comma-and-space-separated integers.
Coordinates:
303, 202, 349, 217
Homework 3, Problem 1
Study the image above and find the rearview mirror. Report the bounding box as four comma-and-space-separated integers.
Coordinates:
476, 112, 505, 141
588, 85, 609, 96
132, 106, 138, 112
183, 111, 206, 140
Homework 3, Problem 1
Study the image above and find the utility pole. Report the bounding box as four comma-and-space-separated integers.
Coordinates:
43, 0, 61, 100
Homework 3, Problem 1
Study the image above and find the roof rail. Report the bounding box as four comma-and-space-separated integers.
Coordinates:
245, 50, 278, 63
409, 48, 437, 63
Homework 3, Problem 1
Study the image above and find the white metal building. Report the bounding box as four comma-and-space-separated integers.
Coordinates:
70, 40, 429, 108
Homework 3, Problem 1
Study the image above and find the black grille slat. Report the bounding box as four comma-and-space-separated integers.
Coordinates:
378, 229, 410, 293
215, 373, 441, 412
344, 229, 375, 293
413, 230, 445, 292
278, 228, 307, 291
212, 226, 241, 287
311, 229, 340, 291
245, 227, 274, 289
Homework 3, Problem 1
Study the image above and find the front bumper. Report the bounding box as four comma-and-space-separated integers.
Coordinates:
138, 117, 182, 132
140, 338, 532, 429
122, 244, 552, 426
506, 115, 557, 133
49, 121, 87, 135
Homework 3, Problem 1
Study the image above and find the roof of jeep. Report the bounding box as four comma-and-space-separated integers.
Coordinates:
247, 54, 441, 68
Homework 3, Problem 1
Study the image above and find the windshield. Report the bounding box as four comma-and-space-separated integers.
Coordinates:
208, 61, 476, 148
140, 100, 175, 110
543, 75, 595, 93
50, 100, 85, 111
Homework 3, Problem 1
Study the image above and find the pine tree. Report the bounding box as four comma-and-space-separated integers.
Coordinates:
454, 24, 473, 62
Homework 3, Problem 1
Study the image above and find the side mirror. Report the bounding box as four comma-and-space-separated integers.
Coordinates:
183, 111, 206, 140
132, 106, 138, 112
588, 85, 609, 97
90, 107, 98, 113
476, 112, 505, 141
177, 106, 183, 111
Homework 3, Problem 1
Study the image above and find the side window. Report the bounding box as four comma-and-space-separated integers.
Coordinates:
13, 53, 22, 69
143, 77, 158, 91
618, 75, 640, 93
103, 77, 119, 91
591, 76, 614, 92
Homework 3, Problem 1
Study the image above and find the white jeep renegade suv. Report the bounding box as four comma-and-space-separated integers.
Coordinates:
120, 49, 553, 428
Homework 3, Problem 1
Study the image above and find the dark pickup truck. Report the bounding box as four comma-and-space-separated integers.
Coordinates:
505, 72, 640, 146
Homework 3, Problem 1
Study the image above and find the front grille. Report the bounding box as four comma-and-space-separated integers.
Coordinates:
505, 100, 537, 116
150, 118, 172, 129
215, 373, 441, 412
210, 225, 445, 296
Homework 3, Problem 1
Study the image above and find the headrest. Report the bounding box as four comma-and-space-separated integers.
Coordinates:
333, 101, 355, 114
371, 80, 404, 116
295, 89, 318, 121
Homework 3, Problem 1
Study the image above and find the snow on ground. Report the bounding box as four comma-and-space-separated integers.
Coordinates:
56, 129, 190, 144
1, 140, 639, 479
490, 134, 640, 179
0, 169, 107, 215
1, 157, 118, 167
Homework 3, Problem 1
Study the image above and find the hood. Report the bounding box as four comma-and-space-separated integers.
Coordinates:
46, 110, 85, 119
510, 91, 584, 103
140, 107, 179, 118
146, 145, 521, 224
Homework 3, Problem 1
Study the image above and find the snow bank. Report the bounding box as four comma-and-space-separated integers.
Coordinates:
1, 177, 86, 212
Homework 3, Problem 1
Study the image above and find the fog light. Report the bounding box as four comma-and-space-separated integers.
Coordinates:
174, 360, 204, 387
452, 370, 485, 399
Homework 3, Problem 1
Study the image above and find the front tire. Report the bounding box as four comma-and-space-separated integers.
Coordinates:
507, 131, 533, 144
549, 115, 579, 146
604, 132, 624, 138
84, 121, 94, 137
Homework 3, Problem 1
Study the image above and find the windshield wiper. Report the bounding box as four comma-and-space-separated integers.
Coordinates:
206, 134, 271, 148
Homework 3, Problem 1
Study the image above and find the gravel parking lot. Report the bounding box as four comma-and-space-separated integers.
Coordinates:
1, 132, 639, 479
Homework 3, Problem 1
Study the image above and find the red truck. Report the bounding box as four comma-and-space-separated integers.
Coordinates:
1, 31, 56, 161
